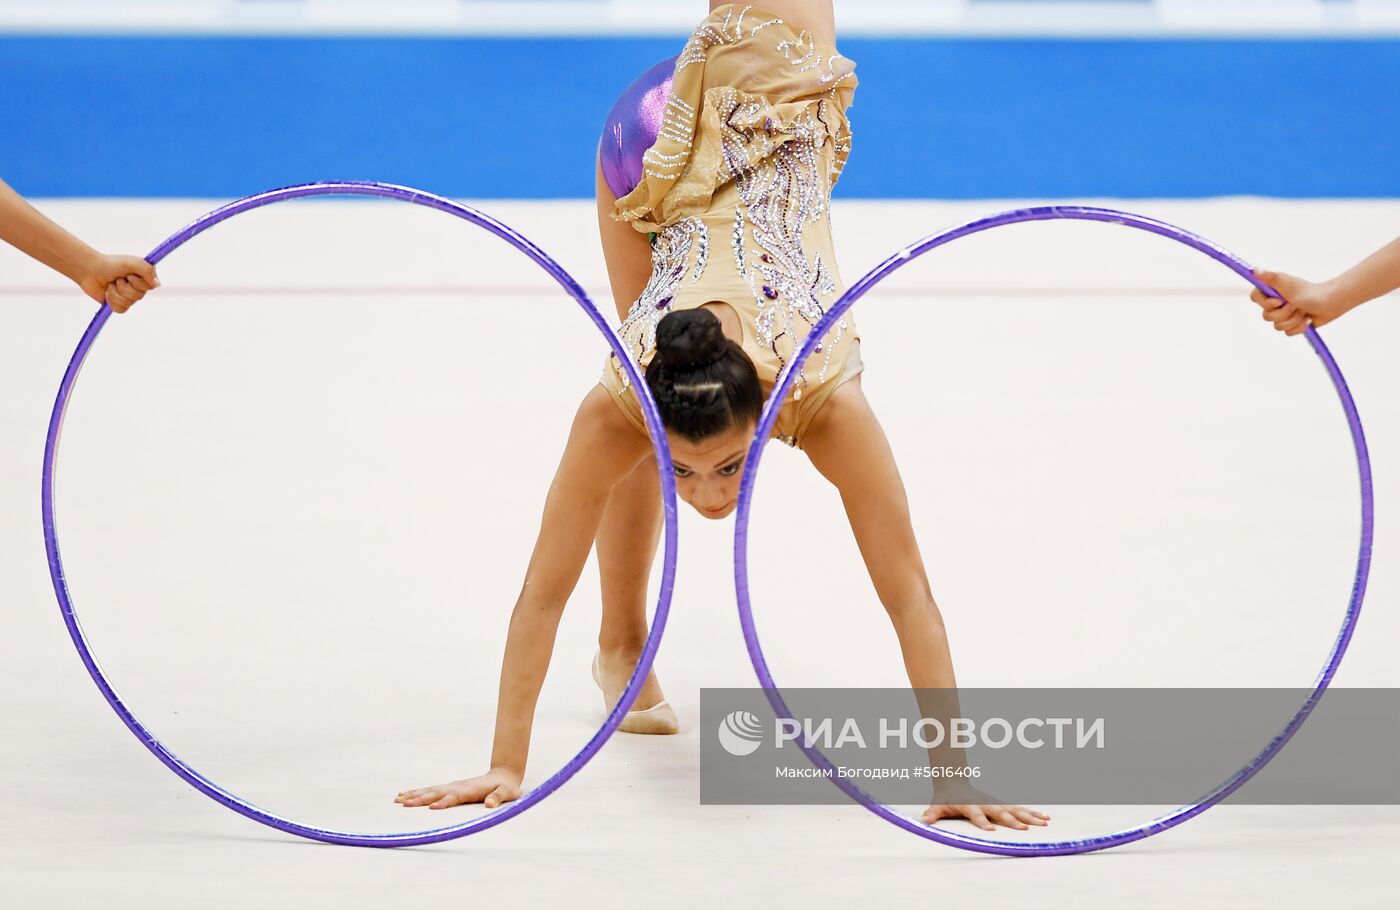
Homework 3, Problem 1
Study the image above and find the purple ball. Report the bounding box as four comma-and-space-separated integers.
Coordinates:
599, 56, 678, 200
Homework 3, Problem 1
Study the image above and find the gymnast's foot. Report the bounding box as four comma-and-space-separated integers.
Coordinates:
592, 646, 680, 735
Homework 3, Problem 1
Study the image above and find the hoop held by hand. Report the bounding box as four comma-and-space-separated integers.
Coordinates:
732, 205, 1374, 857
41, 181, 681, 847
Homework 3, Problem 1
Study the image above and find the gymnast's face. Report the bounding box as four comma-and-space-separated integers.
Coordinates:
668, 421, 755, 520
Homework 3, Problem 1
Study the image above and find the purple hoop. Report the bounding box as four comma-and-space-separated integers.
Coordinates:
733, 206, 1374, 857
41, 181, 681, 847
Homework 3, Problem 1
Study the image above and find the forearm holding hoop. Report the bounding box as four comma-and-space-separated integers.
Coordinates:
1326, 235, 1400, 311
0, 178, 101, 284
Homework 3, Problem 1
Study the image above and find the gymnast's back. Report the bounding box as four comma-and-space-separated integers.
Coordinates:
598, 2, 864, 449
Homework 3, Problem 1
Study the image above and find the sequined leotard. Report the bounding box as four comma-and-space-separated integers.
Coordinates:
600, 3, 862, 449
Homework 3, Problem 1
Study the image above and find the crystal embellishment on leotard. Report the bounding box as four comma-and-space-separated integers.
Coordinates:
732, 207, 747, 278
692, 221, 710, 281
712, 85, 850, 395
632, 8, 793, 211
677, 5, 783, 69
643, 89, 697, 184
776, 31, 846, 85
612, 216, 710, 392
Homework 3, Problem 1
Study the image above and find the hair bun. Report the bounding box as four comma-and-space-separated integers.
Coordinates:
654, 308, 728, 371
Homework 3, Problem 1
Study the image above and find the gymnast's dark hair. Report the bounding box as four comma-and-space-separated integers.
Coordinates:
645, 308, 763, 443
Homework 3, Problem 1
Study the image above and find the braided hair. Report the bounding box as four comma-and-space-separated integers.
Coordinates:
645, 308, 763, 443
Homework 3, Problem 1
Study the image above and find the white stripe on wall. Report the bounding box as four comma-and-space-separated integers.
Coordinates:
0, 0, 1399, 36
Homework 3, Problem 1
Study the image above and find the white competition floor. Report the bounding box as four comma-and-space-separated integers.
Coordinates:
1, 198, 1397, 906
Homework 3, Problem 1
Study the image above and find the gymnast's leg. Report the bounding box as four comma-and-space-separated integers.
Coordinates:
591, 154, 679, 733
593, 451, 679, 733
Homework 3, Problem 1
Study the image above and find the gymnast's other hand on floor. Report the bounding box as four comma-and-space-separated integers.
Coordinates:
395, 767, 524, 811
921, 783, 1051, 833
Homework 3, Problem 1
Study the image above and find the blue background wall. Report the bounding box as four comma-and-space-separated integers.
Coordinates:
1, 36, 1397, 198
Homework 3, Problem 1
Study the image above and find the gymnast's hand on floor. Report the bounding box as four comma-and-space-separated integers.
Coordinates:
80, 254, 160, 314
395, 767, 523, 810
921, 783, 1050, 832
1251, 268, 1343, 336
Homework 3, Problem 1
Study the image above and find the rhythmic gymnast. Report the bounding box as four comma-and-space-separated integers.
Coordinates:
1253, 235, 1400, 334
397, 1, 1049, 833
0, 178, 159, 312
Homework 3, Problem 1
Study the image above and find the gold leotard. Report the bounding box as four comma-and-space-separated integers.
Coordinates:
600, 3, 862, 449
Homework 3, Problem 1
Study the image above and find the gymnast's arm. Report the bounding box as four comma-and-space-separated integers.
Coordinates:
0, 177, 159, 312
802, 381, 1049, 832
1252, 235, 1400, 335
395, 386, 652, 810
